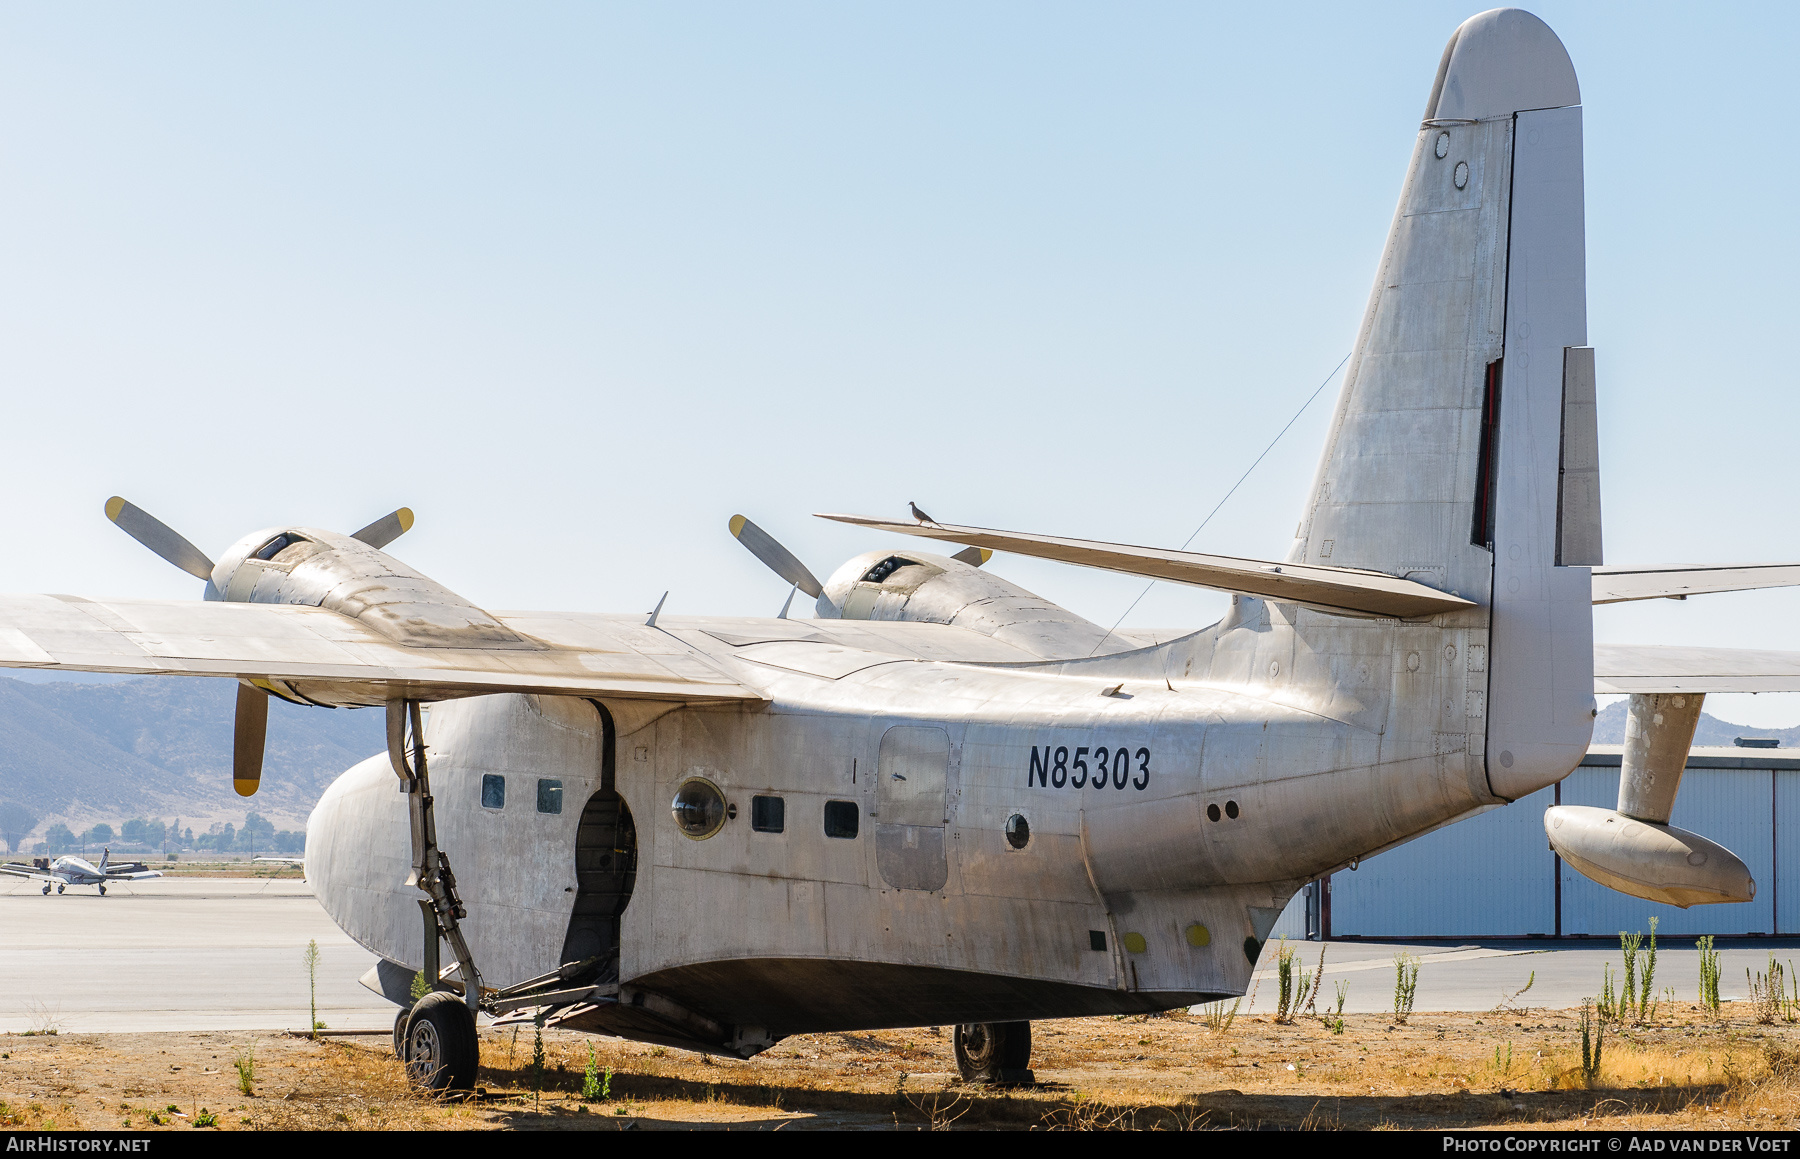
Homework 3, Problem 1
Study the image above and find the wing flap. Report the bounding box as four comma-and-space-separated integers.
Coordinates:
816, 514, 1476, 619
1595, 643, 1800, 694
0, 595, 763, 704
1592, 563, 1800, 604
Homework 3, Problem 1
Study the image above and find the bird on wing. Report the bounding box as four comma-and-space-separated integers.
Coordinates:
909, 501, 937, 525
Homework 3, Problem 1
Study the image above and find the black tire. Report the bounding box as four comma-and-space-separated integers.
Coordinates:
56, 884, 63, 894
402, 991, 479, 1093
98, 885, 106, 896
393, 1005, 412, 1060
40, 884, 49, 895
953, 1021, 1032, 1084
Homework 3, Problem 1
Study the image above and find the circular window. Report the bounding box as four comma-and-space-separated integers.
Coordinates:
1206, 803, 1221, 823
671, 778, 728, 839
1004, 813, 1030, 849
1224, 800, 1240, 820
1454, 161, 1470, 189
1435, 131, 1450, 159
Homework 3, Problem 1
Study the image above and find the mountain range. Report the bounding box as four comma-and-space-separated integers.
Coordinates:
0, 674, 385, 845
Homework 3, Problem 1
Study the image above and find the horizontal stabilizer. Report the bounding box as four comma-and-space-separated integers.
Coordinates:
1592, 563, 1800, 604
816, 514, 1476, 619
1594, 644, 1800, 694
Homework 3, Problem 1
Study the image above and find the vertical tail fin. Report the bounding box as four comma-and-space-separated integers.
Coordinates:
1291, 8, 1594, 797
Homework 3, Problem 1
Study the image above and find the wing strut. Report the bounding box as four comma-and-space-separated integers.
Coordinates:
388, 699, 483, 1011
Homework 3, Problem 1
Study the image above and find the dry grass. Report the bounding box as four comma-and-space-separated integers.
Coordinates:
7, 1004, 1800, 1130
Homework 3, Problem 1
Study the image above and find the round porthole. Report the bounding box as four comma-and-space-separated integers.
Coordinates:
1454, 161, 1469, 189
1206, 803, 1221, 823
1224, 800, 1240, 820
1435, 131, 1450, 159
1004, 813, 1030, 849
671, 778, 728, 839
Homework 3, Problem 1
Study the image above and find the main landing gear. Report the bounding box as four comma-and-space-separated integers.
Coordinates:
98, 884, 106, 896
954, 1021, 1033, 1085
40, 883, 49, 895
387, 699, 482, 1094
55, 884, 64, 894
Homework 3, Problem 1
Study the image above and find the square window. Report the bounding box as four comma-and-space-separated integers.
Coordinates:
823, 800, 858, 839
537, 778, 563, 815
1089, 930, 1108, 952
481, 775, 505, 810
751, 795, 785, 833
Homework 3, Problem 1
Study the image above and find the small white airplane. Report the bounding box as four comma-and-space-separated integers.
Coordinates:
0, 7, 1794, 1093
0, 849, 162, 896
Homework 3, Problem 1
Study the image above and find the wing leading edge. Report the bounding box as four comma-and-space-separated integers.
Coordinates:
0, 594, 763, 706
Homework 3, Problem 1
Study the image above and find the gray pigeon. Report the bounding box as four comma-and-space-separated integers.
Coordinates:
909, 501, 937, 525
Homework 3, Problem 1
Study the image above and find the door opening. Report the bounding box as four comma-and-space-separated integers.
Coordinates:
560, 703, 637, 978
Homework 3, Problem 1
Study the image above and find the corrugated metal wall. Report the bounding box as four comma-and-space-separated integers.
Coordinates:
1292, 751, 1797, 939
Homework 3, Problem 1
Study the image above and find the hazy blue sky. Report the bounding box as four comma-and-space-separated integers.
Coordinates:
3, 3, 1798, 723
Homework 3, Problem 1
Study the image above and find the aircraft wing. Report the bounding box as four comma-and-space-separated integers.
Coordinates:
1592, 564, 1800, 604
816, 514, 1475, 620
1595, 644, 1800, 694
0, 864, 50, 882
0, 594, 764, 705
104, 869, 163, 880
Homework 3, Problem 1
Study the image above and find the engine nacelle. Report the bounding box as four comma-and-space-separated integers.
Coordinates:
208, 526, 535, 650
815, 548, 1122, 658
1545, 805, 1755, 908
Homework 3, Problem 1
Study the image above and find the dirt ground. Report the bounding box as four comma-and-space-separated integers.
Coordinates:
4, 1000, 1800, 1131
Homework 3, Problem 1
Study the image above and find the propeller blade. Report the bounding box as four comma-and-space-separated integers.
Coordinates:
729, 515, 823, 598
233, 683, 269, 797
104, 497, 215, 580
351, 507, 414, 550
951, 546, 992, 567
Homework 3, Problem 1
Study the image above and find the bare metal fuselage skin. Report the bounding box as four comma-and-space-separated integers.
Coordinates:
308, 549, 1524, 1040
300, 8, 1602, 1051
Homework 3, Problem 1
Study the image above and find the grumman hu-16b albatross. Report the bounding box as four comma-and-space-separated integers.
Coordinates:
2, 7, 1798, 1091
0, 850, 161, 896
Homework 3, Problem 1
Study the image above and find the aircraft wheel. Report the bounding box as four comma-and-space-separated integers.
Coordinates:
41, 884, 49, 895
402, 991, 478, 1093
98, 885, 106, 896
953, 1020, 1033, 1085
393, 1005, 412, 1060
56, 884, 64, 894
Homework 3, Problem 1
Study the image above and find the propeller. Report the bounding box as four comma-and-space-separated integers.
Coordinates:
234, 683, 268, 797
103, 497, 415, 799
104, 497, 214, 581
351, 507, 415, 549
729, 515, 823, 599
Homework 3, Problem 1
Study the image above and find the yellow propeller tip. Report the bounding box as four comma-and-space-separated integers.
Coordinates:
233, 779, 260, 797
728, 514, 747, 537
396, 507, 415, 532
104, 496, 126, 521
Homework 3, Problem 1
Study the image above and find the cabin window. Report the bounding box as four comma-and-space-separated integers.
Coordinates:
823, 800, 859, 839
481, 775, 505, 810
536, 778, 563, 815
1005, 813, 1030, 849
672, 778, 728, 839
751, 795, 785, 833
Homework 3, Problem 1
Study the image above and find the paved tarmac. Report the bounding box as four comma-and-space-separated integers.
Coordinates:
4, 875, 1796, 1032
1232, 936, 1800, 1017
0, 876, 391, 1034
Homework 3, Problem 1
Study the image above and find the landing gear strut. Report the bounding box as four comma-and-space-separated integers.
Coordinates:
388, 699, 481, 1092
954, 1021, 1033, 1085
